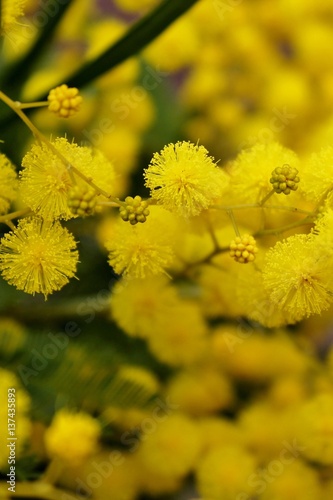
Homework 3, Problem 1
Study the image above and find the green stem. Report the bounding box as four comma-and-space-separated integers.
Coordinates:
227, 209, 240, 237
254, 215, 315, 237
39, 458, 64, 486
18, 101, 49, 109
0, 90, 119, 200
259, 189, 275, 206
0, 208, 32, 225
211, 202, 313, 215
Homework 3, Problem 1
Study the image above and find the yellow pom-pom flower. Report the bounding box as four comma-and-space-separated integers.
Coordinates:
0, 318, 26, 358
20, 138, 115, 220
165, 365, 234, 416
147, 302, 208, 366
0, 153, 18, 215
198, 417, 244, 455
229, 234, 258, 263
0, 217, 78, 299
143, 17, 199, 72
211, 327, 309, 384
236, 257, 299, 327
262, 234, 333, 320
259, 460, 322, 500
144, 141, 228, 218
105, 206, 179, 278
110, 276, 180, 338
47, 84, 82, 118
239, 401, 299, 462
196, 445, 257, 500
227, 142, 299, 204
301, 146, 333, 203
135, 413, 202, 478
44, 409, 101, 467
296, 393, 333, 465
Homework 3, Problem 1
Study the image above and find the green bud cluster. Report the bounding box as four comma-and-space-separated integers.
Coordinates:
68, 185, 97, 217
119, 196, 150, 225
270, 165, 300, 194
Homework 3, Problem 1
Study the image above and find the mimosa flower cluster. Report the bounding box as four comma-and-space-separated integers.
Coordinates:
0, 101, 332, 325
3, 1, 333, 499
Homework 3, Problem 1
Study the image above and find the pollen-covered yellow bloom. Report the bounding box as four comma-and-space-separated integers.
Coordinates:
259, 460, 322, 500
226, 141, 299, 204
296, 393, 333, 465
147, 302, 208, 366
262, 234, 333, 320
0, 153, 18, 215
106, 206, 179, 278
196, 444, 257, 500
44, 409, 101, 467
0, 217, 78, 298
301, 146, 333, 203
20, 138, 115, 220
135, 413, 202, 478
144, 141, 228, 218
165, 365, 234, 416
110, 276, 180, 338
143, 17, 199, 72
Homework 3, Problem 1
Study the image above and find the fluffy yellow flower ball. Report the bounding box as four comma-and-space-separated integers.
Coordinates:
0, 318, 26, 357
105, 206, 180, 278
226, 141, 299, 204
259, 460, 322, 500
263, 234, 333, 320
0, 153, 18, 215
144, 141, 228, 218
135, 413, 202, 478
0, 217, 78, 298
20, 138, 116, 220
165, 365, 234, 416
196, 445, 257, 500
147, 302, 209, 366
295, 393, 333, 465
44, 409, 101, 467
110, 276, 180, 338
